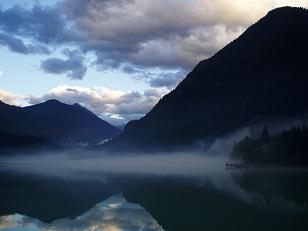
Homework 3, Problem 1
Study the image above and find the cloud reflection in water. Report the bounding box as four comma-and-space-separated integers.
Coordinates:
0, 194, 164, 231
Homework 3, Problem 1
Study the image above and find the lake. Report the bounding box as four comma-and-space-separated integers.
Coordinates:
0, 153, 308, 231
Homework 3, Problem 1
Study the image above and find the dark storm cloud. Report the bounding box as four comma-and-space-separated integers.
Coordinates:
1, 0, 307, 83
0, 32, 50, 54
40, 49, 87, 79
0, 4, 78, 43
0, 0, 246, 83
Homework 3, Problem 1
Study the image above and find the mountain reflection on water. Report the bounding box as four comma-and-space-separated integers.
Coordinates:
0, 154, 308, 231
0, 194, 164, 231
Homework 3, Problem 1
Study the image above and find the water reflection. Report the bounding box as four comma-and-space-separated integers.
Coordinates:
124, 171, 308, 231
231, 170, 308, 208
0, 194, 164, 231
1, 153, 308, 231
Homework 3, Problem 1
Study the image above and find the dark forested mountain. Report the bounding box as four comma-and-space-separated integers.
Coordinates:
107, 7, 308, 151
0, 99, 121, 146
0, 130, 55, 154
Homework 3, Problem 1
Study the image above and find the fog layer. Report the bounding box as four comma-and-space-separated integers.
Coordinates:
0, 151, 228, 179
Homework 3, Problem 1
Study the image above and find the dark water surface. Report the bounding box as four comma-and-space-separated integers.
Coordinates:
0, 157, 308, 231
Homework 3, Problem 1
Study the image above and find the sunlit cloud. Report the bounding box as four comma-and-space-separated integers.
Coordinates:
0, 86, 167, 125
25, 85, 168, 125
0, 89, 24, 106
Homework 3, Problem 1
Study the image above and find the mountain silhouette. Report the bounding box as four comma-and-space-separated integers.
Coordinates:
0, 99, 121, 147
107, 7, 308, 151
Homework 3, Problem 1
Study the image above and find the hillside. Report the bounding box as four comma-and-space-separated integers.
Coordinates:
0, 100, 121, 146
107, 7, 308, 151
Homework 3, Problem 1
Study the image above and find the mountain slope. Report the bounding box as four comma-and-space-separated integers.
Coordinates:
0, 100, 121, 145
108, 7, 308, 151
0, 130, 55, 154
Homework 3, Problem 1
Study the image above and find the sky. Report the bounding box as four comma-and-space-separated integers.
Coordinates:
0, 0, 307, 126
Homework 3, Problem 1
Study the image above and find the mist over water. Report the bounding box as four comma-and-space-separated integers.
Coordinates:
1, 156, 308, 231
1, 127, 308, 231
2, 120, 303, 179
0, 152, 227, 179
0, 127, 251, 179
0, 129, 243, 179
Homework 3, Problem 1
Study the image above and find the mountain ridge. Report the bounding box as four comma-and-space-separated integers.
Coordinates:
106, 7, 308, 151
0, 99, 121, 147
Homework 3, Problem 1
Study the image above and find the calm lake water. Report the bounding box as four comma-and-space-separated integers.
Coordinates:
0, 153, 308, 231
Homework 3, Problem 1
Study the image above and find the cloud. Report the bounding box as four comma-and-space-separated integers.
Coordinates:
28, 85, 167, 125
0, 0, 307, 80
0, 86, 165, 125
149, 70, 187, 89
0, 89, 23, 106
0, 69, 3, 78
40, 49, 87, 79
121, 66, 188, 89
0, 32, 50, 54
0, 4, 76, 43
50, 0, 308, 71
63, 0, 246, 70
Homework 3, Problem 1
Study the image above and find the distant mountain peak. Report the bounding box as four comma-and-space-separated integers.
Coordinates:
43, 99, 63, 105
1, 98, 121, 145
